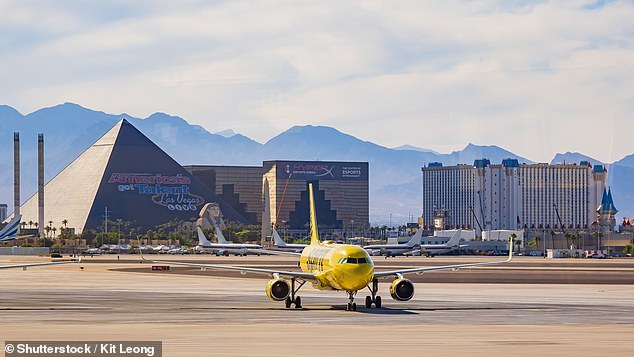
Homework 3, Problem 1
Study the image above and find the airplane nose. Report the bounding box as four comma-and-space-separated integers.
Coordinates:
338, 264, 374, 291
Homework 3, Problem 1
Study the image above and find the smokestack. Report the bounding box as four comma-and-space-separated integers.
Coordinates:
38, 134, 44, 238
13, 132, 20, 217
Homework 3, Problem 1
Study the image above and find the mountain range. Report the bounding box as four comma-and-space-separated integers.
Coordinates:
1, 103, 632, 224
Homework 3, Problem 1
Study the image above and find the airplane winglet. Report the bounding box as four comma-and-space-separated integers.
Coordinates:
139, 247, 148, 262
272, 228, 286, 246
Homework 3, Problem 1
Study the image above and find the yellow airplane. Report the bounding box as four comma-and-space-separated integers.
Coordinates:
145, 183, 513, 311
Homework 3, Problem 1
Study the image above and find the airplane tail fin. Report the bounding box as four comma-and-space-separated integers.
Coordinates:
197, 227, 213, 247
215, 226, 229, 244
445, 230, 462, 247
0, 215, 21, 240
272, 228, 286, 246
406, 228, 423, 247
308, 183, 319, 245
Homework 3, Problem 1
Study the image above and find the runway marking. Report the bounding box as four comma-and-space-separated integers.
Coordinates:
0, 307, 111, 311
492, 340, 562, 345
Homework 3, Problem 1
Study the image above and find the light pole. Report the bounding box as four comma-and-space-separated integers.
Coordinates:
592, 221, 600, 251
597, 221, 601, 250
117, 219, 122, 247
351, 220, 354, 240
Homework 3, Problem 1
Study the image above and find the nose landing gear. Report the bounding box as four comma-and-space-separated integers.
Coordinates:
346, 291, 357, 311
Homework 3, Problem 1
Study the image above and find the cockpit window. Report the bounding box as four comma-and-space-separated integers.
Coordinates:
347, 257, 358, 264
337, 258, 346, 264
357, 257, 367, 264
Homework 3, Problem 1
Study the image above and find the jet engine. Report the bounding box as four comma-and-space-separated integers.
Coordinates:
390, 278, 415, 301
265, 279, 290, 301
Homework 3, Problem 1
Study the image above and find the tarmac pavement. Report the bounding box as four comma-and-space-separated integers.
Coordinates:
0, 255, 632, 356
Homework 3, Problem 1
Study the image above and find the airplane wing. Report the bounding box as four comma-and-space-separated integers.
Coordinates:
0, 260, 79, 270
141, 253, 316, 281
374, 238, 513, 278
252, 248, 303, 256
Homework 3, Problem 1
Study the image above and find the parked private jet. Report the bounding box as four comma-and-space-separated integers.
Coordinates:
0, 215, 33, 242
364, 228, 467, 257
195, 227, 262, 256
418, 230, 469, 256
363, 228, 424, 257
270, 227, 307, 253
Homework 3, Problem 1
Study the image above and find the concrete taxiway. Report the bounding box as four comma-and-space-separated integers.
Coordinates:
0, 255, 632, 356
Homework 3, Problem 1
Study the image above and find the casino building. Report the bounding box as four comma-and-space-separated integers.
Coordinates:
261, 160, 369, 242
18, 119, 246, 233
421, 159, 607, 236
16, 120, 370, 238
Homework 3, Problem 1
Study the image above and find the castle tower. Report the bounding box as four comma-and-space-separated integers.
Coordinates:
596, 187, 618, 235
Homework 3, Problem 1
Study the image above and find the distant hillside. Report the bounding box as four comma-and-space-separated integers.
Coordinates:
551, 152, 603, 166
215, 129, 237, 138
442, 143, 534, 166
1, 103, 631, 224
392, 144, 439, 154
614, 154, 634, 169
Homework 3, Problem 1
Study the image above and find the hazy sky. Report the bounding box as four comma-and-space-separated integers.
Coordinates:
2, 0, 632, 163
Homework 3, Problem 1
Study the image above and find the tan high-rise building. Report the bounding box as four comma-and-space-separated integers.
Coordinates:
421, 159, 607, 235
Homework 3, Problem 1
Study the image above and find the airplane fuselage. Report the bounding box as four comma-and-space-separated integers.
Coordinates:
299, 242, 374, 292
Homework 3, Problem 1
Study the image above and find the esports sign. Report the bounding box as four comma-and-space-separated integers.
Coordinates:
108, 173, 205, 212
275, 161, 368, 181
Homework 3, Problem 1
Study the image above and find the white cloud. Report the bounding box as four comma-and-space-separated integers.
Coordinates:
1, 0, 632, 162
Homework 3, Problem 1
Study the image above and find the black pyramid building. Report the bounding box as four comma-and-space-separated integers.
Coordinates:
20, 119, 246, 233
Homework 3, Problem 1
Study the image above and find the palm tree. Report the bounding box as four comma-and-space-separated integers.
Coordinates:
28, 220, 33, 229
534, 235, 541, 251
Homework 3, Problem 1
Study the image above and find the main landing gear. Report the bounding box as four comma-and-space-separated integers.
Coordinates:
365, 278, 382, 309
285, 278, 305, 309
